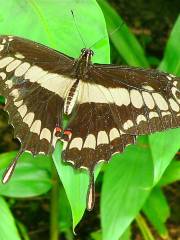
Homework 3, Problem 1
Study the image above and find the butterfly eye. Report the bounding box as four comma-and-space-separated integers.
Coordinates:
90, 50, 94, 56
81, 48, 86, 53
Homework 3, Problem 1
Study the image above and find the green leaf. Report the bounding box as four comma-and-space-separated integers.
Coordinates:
91, 227, 131, 240
0, 196, 21, 240
159, 15, 180, 74
0, 151, 51, 172
16, 220, 30, 240
91, 230, 102, 240
53, 142, 102, 230
119, 227, 131, 240
136, 214, 155, 240
101, 137, 154, 240
0, 0, 109, 228
149, 15, 180, 184
143, 188, 170, 238
97, 0, 149, 67
158, 160, 180, 186
58, 185, 72, 233
0, 151, 18, 169
148, 120, 180, 185
0, 0, 109, 63
0, 153, 52, 197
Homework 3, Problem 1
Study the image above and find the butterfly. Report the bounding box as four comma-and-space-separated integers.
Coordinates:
0, 35, 179, 210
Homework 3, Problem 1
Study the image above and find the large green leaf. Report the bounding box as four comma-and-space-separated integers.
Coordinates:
158, 160, 180, 186
53, 142, 103, 230
0, 152, 52, 197
0, 0, 109, 227
148, 129, 180, 184
101, 13, 180, 239
97, 0, 149, 67
143, 187, 170, 238
0, 196, 21, 240
58, 185, 72, 233
101, 137, 154, 240
0, 0, 109, 63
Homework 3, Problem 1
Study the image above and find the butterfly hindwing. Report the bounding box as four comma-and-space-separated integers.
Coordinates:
62, 102, 136, 171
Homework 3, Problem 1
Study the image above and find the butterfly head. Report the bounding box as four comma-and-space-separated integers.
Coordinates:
80, 48, 94, 61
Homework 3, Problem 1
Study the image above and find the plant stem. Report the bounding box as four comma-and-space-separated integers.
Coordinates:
136, 213, 155, 240
50, 164, 59, 240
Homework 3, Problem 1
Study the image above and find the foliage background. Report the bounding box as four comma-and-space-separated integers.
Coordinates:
0, 0, 179, 240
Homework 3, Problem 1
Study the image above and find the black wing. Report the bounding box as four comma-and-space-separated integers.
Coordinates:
63, 64, 180, 172
0, 35, 75, 182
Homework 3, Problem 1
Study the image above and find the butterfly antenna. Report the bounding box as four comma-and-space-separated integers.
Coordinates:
71, 10, 86, 48
89, 20, 125, 49
2, 150, 22, 184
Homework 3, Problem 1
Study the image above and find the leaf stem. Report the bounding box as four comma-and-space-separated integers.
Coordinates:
50, 163, 59, 240
136, 213, 155, 240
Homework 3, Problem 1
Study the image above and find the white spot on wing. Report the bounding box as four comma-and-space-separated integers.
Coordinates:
23, 112, 34, 127
0, 72, 6, 79
171, 87, 180, 104
142, 85, 154, 91
10, 89, 19, 100
152, 93, 168, 111
8, 36, 13, 41
79, 82, 112, 104
18, 105, 27, 118
169, 98, 179, 112
149, 111, 159, 119
136, 114, 146, 124
30, 120, 41, 134
109, 128, 120, 141
66, 160, 75, 165
14, 100, 23, 107
130, 89, 143, 108
112, 88, 130, 106
25, 66, 47, 82
83, 134, 96, 149
162, 111, 171, 116
0, 57, 14, 68
5, 80, 13, 88
15, 62, 31, 77
142, 91, 155, 109
69, 137, 83, 150
40, 128, 51, 142
0, 45, 4, 51
37, 73, 74, 98
15, 53, 25, 59
123, 120, 134, 130
6, 59, 22, 72
97, 131, 109, 145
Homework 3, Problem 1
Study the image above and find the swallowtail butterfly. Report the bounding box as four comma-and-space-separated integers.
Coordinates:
0, 35, 180, 210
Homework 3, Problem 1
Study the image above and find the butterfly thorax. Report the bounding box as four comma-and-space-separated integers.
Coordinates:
72, 48, 94, 79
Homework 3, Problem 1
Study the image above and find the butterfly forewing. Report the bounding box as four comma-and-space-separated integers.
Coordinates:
62, 64, 180, 171
0, 35, 75, 156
